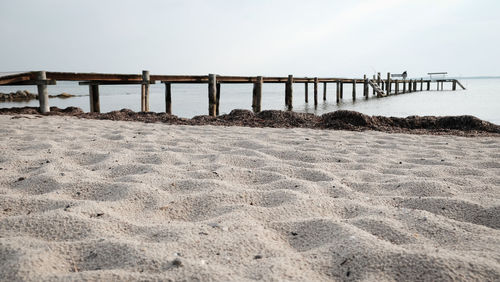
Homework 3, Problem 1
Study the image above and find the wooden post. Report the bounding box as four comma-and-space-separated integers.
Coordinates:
89, 84, 100, 113
314, 77, 318, 106
420, 79, 423, 91
216, 83, 221, 116
340, 82, 344, 99
436, 81, 439, 91
323, 82, 327, 101
395, 80, 399, 94
387, 72, 391, 94
427, 81, 430, 91
452, 80, 457, 91
441, 81, 444, 91
36, 71, 49, 113
377, 72, 381, 90
336, 81, 340, 103
304, 82, 309, 103
372, 75, 376, 96
363, 75, 368, 98
403, 80, 407, 93
252, 76, 263, 113
285, 75, 293, 110
352, 80, 356, 101
141, 70, 150, 112
165, 82, 172, 114
208, 74, 217, 116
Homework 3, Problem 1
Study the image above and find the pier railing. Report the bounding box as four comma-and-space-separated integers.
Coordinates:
0, 71, 465, 115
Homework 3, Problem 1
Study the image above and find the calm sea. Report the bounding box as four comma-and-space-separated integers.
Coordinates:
1, 78, 499, 124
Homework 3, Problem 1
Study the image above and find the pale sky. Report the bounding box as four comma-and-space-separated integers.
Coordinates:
1, 0, 499, 77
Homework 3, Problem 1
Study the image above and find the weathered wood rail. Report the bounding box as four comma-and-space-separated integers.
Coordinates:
0, 71, 465, 115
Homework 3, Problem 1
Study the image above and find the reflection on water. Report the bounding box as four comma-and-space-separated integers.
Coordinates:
1, 78, 499, 124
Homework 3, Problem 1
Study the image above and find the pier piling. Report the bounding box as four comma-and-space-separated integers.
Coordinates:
314, 77, 318, 106
323, 82, 327, 101
252, 76, 263, 113
304, 82, 309, 103
36, 71, 49, 113
285, 75, 293, 110
141, 70, 150, 112
352, 80, 356, 100
216, 83, 221, 116
208, 74, 217, 116
363, 75, 368, 98
386, 72, 391, 94
89, 84, 100, 113
165, 82, 172, 114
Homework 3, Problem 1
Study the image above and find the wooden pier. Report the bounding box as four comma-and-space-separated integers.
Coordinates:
0, 71, 466, 115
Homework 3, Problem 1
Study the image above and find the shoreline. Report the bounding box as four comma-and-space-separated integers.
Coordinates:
1, 106, 499, 137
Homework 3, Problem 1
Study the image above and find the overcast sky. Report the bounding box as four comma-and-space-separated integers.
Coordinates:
1, 0, 499, 77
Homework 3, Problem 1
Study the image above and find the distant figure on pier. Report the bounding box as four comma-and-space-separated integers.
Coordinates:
402, 71, 407, 80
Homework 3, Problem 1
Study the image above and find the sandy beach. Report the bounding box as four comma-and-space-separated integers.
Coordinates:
0, 115, 499, 281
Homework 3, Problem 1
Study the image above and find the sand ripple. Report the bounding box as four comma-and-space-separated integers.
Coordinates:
0, 116, 499, 281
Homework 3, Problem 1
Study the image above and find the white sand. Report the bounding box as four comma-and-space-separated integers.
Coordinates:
0, 115, 499, 281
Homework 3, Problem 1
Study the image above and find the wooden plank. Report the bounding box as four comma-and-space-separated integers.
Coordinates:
252, 76, 263, 112
208, 74, 217, 116
285, 75, 293, 110
141, 70, 150, 112
41, 71, 376, 85
36, 71, 50, 113
5, 79, 56, 86
47, 71, 142, 81
0, 76, 33, 85
156, 75, 207, 82
455, 79, 466, 90
89, 84, 100, 113
165, 82, 172, 114
314, 77, 318, 106
79, 80, 155, 85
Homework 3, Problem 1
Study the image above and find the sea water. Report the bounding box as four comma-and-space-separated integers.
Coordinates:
1, 78, 499, 124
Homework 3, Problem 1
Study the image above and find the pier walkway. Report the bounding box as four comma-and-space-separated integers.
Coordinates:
0, 71, 465, 115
